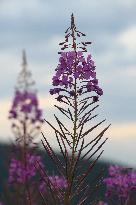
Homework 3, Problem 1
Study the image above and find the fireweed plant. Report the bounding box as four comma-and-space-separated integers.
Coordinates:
103, 165, 136, 205
7, 51, 44, 205
94, 166, 136, 205
6, 51, 67, 205
39, 14, 110, 205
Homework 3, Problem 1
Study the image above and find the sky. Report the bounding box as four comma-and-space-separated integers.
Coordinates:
0, 0, 136, 167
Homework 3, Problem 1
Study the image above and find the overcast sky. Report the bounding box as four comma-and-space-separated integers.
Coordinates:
0, 0, 136, 167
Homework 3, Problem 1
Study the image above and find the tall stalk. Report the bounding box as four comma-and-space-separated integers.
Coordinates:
8, 51, 43, 205
41, 14, 110, 205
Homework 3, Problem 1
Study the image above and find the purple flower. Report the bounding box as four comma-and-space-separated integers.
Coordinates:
50, 51, 103, 99
86, 82, 95, 92
52, 76, 60, 86
69, 90, 75, 96
39, 175, 67, 193
8, 154, 44, 184
9, 110, 17, 119
96, 87, 103, 96
103, 165, 136, 201
9, 90, 43, 123
49, 88, 61, 95
93, 96, 99, 102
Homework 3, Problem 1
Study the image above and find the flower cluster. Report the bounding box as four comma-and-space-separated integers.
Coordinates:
8, 154, 44, 184
50, 51, 103, 100
103, 165, 136, 200
39, 175, 67, 193
9, 90, 43, 123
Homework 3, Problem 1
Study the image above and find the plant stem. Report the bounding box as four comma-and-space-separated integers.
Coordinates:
23, 117, 32, 205
64, 14, 78, 205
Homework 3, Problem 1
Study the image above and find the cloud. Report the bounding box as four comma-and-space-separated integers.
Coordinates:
103, 131, 136, 167
0, 50, 53, 97
0, 0, 48, 19
0, 98, 11, 141
118, 26, 136, 53
109, 122, 136, 139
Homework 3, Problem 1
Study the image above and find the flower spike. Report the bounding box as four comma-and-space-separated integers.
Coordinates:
41, 14, 109, 205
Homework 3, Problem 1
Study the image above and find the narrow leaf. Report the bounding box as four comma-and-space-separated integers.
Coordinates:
81, 119, 106, 138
